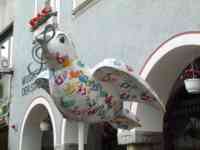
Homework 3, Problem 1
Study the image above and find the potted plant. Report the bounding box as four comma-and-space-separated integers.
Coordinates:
181, 64, 200, 94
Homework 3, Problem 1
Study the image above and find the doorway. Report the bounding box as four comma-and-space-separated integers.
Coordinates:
20, 98, 56, 150
164, 58, 200, 150
0, 124, 8, 150
87, 123, 126, 150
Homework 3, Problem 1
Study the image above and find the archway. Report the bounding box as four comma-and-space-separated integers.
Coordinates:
140, 32, 200, 105
138, 32, 200, 149
163, 59, 200, 150
19, 97, 56, 150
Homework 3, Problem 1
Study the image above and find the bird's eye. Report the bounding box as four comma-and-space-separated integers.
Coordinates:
59, 36, 65, 44
57, 33, 67, 44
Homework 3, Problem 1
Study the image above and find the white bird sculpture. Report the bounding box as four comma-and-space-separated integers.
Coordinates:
32, 24, 164, 130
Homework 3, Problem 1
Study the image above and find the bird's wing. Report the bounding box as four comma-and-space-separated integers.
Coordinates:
91, 59, 165, 112
110, 109, 141, 130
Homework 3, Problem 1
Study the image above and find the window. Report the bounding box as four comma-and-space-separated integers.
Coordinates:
0, 35, 13, 102
0, 83, 3, 99
0, 36, 13, 68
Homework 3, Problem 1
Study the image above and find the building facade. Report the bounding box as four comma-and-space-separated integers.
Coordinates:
1, 0, 200, 150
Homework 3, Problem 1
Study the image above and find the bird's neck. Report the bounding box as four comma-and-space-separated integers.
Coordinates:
52, 59, 89, 76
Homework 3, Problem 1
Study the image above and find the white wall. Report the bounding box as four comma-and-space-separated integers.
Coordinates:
0, 0, 15, 32
0, 0, 6, 32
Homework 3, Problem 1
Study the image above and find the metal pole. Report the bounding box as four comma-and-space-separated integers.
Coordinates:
78, 122, 84, 150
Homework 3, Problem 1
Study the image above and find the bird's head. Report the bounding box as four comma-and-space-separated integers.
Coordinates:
35, 24, 77, 70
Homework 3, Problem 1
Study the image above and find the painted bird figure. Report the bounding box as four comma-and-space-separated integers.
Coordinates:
33, 24, 164, 130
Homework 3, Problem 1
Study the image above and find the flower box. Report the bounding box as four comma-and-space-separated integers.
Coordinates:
184, 78, 200, 94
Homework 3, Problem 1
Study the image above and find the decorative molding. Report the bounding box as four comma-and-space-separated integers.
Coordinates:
139, 32, 200, 78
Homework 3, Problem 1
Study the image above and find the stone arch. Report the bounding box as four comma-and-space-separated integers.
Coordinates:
134, 32, 200, 138
140, 32, 200, 106
19, 97, 57, 150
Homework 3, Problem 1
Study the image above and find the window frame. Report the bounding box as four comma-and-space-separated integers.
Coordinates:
0, 36, 13, 68
0, 23, 13, 68
72, 0, 98, 15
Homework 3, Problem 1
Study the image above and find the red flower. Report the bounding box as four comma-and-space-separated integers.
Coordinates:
29, 19, 36, 28
37, 13, 43, 20
41, 11, 48, 17
32, 16, 39, 22
105, 96, 113, 105
29, 6, 53, 30
88, 108, 96, 115
141, 95, 151, 101
180, 68, 200, 79
42, 6, 52, 14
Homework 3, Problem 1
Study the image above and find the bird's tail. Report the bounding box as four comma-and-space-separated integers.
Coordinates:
109, 109, 141, 130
